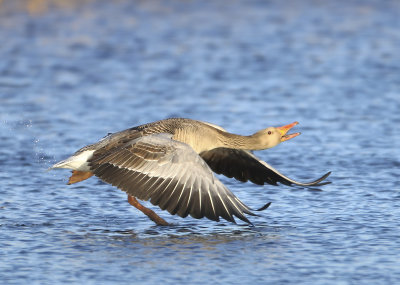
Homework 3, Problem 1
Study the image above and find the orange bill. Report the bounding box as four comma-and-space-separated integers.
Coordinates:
276, 121, 300, 142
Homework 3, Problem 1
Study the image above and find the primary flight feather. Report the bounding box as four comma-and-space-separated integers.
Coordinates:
51, 118, 330, 225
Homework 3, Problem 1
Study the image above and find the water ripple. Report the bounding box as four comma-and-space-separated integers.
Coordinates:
1, 0, 400, 284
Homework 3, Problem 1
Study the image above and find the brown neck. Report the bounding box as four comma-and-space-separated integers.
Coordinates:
218, 132, 263, 150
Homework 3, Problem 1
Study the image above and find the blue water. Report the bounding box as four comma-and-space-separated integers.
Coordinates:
1, 0, 400, 284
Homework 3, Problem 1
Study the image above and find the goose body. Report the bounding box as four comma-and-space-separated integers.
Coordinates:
51, 118, 330, 225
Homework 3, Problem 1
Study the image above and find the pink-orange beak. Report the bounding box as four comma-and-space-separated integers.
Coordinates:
276, 121, 300, 142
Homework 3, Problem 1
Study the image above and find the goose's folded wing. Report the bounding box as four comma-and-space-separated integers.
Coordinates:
88, 134, 257, 224
200, 148, 331, 187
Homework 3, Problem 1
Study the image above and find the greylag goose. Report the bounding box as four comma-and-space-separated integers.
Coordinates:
51, 118, 331, 225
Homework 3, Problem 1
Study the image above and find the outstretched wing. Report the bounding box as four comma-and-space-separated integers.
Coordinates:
200, 148, 331, 187
88, 134, 258, 224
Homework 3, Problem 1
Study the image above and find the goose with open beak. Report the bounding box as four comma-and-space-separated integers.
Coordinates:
50, 118, 331, 226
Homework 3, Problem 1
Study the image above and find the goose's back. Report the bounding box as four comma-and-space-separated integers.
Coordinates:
82, 118, 222, 159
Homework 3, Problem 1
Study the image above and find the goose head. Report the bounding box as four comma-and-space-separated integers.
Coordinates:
252, 121, 300, 149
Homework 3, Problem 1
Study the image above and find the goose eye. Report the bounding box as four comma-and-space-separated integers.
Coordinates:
268, 131, 272, 135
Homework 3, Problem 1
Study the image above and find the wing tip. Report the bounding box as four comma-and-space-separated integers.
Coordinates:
289, 170, 332, 187
256, 202, 272, 211
312, 171, 332, 186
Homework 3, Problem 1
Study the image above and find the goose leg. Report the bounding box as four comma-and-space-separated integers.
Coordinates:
127, 195, 169, 226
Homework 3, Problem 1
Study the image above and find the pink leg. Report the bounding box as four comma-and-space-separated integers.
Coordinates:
127, 195, 169, 226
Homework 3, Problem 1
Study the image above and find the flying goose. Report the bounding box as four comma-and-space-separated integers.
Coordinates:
50, 118, 331, 226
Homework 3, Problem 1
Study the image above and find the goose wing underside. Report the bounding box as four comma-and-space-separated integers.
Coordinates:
88, 134, 257, 224
200, 148, 331, 187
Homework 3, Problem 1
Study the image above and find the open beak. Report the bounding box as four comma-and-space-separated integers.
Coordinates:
276, 121, 300, 142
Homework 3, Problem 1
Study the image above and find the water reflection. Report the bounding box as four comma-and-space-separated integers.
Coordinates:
58, 222, 284, 251
52, 222, 286, 273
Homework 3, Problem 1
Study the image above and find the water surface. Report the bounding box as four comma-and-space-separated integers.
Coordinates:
1, 0, 400, 284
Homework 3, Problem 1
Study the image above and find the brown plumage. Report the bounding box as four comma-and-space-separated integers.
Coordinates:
51, 118, 331, 225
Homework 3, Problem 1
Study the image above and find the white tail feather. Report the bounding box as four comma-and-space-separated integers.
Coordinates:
49, 150, 95, 171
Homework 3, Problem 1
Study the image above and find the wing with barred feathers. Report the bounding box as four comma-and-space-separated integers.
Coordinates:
88, 133, 259, 224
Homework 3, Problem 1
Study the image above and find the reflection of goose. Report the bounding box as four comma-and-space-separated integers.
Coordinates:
51, 118, 331, 226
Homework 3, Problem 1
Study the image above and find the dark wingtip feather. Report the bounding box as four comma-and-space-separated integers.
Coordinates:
310, 171, 332, 186
256, 202, 271, 211
247, 220, 255, 227
236, 215, 254, 226
314, 181, 332, 186
291, 171, 332, 187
